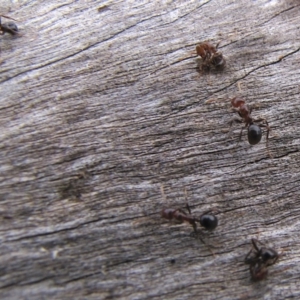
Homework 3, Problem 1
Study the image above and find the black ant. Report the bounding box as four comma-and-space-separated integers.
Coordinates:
161, 203, 218, 233
0, 15, 19, 36
245, 238, 279, 281
196, 42, 226, 71
230, 97, 270, 146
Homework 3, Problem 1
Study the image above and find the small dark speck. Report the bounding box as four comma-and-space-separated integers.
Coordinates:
170, 259, 176, 264
98, 5, 109, 13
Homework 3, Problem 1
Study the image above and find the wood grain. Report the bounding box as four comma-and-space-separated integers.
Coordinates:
1, 0, 300, 299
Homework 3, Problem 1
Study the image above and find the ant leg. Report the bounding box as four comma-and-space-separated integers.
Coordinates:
190, 230, 204, 241
184, 188, 197, 234
228, 116, 243, 127
228, 118, 246, 146
183, 190, 198, 233
178, 50, 197, 62
201, 208, 219, 215
238, 126, 247, 144
249, 105, 253, 115
199, 61, 211, 73
245, 249, 254, 264
251, 238, 260, 252
191, 221, 197, 233
185, 203, 192, 215
272, 255, 279, 265
183, 190, 198, 232
176, 208, 188, 216
228, 117, 243, 137
256, 118, 272, 157
190, 230, 216, 257
184, 188, 192, 215
254, 118, 270, 133
160, 184, 167, 202
0, 15, 18, 21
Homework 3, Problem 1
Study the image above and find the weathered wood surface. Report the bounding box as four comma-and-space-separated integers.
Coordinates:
1, 0, 300, 299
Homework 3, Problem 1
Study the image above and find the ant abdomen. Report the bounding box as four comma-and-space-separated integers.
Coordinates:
260, 248, 279, 266
248, 124, 262, 145
200, 214, 218, 231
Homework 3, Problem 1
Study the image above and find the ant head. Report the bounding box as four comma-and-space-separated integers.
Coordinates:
199, 213, 218, 230
248, 124, 262, 145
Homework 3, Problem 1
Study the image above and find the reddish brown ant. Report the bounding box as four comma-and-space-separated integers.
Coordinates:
161, 203, 218, 233
196, 42, 226, 71
0, 15, 19, 36
245, 238, 279, 281
230, 97, 270, 147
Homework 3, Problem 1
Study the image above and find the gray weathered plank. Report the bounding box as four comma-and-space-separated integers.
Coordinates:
1, 0, 300, 299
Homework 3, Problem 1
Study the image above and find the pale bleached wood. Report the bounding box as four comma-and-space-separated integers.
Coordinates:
1, 0, 300, 299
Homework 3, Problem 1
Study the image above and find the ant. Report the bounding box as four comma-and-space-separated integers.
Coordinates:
161, 203, 218, 233
196, 42, 226, 71
245, 238, 279, 281
230, 97, 270, 146
0, 15, 19, 36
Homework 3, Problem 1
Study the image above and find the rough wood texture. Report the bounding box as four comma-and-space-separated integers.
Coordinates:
1, 0, 300, 299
